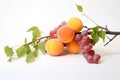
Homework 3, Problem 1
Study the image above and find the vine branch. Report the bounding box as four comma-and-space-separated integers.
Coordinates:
78, 26, 120, 35
104, 34, 117, 46
76, 25, 120, 46
28, 35, 49, 45
27, 26, 120, 46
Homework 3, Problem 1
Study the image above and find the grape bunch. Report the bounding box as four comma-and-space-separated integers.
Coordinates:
75, 30, 101, 64
46, 17, 101, 64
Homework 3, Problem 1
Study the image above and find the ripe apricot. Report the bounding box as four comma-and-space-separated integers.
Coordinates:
66, 40, 81, 54
45, 39, 64, 56
68, 17, 83, 32
57, 25, 75, 43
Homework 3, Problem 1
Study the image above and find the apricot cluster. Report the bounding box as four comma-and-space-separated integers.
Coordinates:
45, 17, 83, 56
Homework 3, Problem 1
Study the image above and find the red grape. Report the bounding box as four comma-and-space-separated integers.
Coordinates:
81, 30, 88, 36
74, 34, 83, 41
93, 54, 101, 64
84, 53, 94, 63
88, 49, 95, 56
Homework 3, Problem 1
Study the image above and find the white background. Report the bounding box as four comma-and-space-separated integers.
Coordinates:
0, 0, 120, 80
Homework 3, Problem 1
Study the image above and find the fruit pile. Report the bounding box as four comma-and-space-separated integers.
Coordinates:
45, 17, 101, 64
4, 4, 119, 63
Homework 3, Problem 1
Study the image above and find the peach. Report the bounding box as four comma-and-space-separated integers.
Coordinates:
68, 17, 83, 32
66, 40, 81, 54
57, 25, 75, 43
45, 39, 64, 56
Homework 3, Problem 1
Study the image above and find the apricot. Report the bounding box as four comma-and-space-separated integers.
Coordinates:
68, 17, 83, 32
66, 40, 81, 54
57, 25, 75, 43
45, 39, 64, 56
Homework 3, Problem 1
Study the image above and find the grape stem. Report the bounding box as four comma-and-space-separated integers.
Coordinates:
76, 26, 120, 46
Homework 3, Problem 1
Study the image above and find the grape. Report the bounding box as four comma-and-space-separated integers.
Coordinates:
83, 45, 90, 51
87, 38, 93, 43
54, 27, 59, 32
88, 49, 95, 56
52, 34, 57, 38
83, 43, 92, 51
81, 30, 88, 36
58, 21, 67, 28
80, 49, 89, 54
81, 36, 90, 45
84, 53, 101, 64
78, 30, 101, 64
84, 53, 89, 58
87, 55, 93, 63
93, 54, 101, 64
84, 53, 93, 63
88, 43, 93, 49
82, 36, 88, 42
74, 34, 83, 41
61, 21, 67, 25
50, 30, 55, 35
49, 28, 58, 37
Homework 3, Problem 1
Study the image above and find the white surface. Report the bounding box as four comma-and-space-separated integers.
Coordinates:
0, 0, 120, 80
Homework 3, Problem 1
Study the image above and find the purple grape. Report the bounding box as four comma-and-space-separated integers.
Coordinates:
74, 34, 83, 41
84, 53, 93, 63
81, 30, 88, 36
88, 49, 95, 56
93, 54, 101, 64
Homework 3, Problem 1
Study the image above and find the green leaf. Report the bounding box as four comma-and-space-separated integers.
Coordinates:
8, 57, 12, 62
27, 26, 41, 41
4, 46, 14, 57
27, 26, 39, 32
98, 30, 106, 42
26, 51, 36, 63
76, 4, 83, 12
91, 33, 99, 45
39, 41, 46, 54
92, 27, 98, 33
32, 32, 39, 41
16, 45, 27, 58
24, 44, 31, 54
91, 27, 99, 45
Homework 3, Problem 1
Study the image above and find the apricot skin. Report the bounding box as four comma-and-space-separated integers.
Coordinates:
66, 40, 81, 54
57, 25, 75, 43
45, 39, 64, 56
68, 17, 83, 32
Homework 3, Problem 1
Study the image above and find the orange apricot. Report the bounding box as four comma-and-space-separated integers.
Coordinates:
45, 39, 64, 56
57, 25, 75, 43
66, 40, 81, 54
68, 17, 83, 32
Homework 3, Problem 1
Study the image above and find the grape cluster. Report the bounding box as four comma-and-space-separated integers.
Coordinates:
49, 22, 101, 64
75, 30, 101, 64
